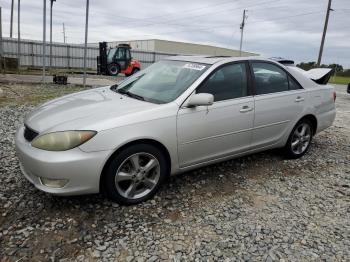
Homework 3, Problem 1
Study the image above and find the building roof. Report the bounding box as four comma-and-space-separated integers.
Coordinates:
106, 38, 258, 57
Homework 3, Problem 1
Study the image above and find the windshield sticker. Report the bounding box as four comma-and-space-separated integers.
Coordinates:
183, 63, 206, 71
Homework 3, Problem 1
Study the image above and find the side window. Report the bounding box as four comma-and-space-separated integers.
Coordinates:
126, 50, 131, 60
252, 62, 289, 95
116, 48, 126, 59
197, 63, 248, 102
289, 76, 302, 90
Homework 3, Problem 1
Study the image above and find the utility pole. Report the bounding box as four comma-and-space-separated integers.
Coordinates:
0, 7, 3, 74
10, 0, 14, 37
239, 9, 248, 57
62, 23, 66, 43
317, 0, 333, 66
43, 0, 47, 83
50, 0, 56, 69
17, 0, 21, 71
0, 7, 3, 57
83, 0, 89, 88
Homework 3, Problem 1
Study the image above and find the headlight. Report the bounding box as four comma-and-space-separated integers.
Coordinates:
31, 131, 97, 151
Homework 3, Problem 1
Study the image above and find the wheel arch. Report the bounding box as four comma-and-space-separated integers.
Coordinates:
99, 139, 171, 193
299, 114, 318, 135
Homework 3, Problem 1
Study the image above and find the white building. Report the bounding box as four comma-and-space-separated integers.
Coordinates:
107, 39, 258, 57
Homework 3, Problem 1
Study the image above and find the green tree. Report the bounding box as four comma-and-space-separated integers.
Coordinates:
296, 62, 344, 75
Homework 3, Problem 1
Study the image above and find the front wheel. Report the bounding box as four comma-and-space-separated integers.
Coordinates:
284, 119, 313, 159
107, 63, 120, 76
103, 144, 168, 205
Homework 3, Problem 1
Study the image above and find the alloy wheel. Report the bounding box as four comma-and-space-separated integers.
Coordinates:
291, 123, 312, 155
115, 153, 160, 200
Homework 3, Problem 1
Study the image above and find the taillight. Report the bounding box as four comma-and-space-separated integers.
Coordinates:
333, 91, 336, 102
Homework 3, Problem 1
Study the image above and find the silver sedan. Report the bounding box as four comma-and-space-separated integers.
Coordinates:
15, 56, 336, 205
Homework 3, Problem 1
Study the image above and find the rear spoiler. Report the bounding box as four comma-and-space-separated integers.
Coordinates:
288, 67, 333, 85
270, 57, 333, 85
303, 68, 333, 85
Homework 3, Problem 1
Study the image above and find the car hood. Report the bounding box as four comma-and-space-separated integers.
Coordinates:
25, 87, 158, 133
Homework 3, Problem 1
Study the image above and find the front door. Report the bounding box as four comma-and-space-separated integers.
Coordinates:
177, 62, 255, 168
114, 47, 129, 70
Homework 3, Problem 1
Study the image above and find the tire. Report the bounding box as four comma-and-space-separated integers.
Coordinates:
107, 63, 120, 76
284, 119, 314, 159
103, 144, 168, 205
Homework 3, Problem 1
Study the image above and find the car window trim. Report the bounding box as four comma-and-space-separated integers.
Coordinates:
287, 74, 303, 90
195, 60, 253, 103
248, 60, 304, 96
253, 89, 307, 98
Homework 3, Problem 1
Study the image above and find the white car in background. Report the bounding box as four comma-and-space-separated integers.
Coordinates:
15, 56, 336, 205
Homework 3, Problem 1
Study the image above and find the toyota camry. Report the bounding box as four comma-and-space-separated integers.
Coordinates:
15, 56, 336, 205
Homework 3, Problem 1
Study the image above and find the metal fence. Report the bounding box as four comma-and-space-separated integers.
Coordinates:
1, 37, 177, 70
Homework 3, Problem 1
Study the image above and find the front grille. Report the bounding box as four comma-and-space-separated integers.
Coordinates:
24, 126, 39, 142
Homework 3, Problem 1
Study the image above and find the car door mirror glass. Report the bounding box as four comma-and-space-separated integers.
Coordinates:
187, 93, 214, 107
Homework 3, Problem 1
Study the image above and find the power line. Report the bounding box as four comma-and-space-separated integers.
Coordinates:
68, 0, 284, 37
95, 0, 281, 32
48, 9, 328, 44
88, 4, 236, 29
111, 11, 327, 39
58, 9, 326, 46
91, 0, 246, 24
247, 11, 324, 25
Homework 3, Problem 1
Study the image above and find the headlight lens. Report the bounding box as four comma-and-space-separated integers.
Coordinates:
31, 131, 97, 151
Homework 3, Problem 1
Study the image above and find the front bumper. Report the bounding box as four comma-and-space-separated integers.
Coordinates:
15, 126, 112, 196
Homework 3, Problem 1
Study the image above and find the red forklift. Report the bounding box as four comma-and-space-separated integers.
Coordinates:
97, 42, 141, 77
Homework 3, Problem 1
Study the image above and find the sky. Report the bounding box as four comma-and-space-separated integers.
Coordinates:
1, 0, 350, 68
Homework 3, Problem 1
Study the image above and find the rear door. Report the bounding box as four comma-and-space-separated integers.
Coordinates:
250, 61, 307, 148
177, 62, 255, 167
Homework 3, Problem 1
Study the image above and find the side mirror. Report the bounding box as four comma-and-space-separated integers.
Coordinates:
187, 93, 214, 107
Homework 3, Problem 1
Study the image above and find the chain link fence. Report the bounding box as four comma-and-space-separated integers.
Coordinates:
1, 37, 178, 71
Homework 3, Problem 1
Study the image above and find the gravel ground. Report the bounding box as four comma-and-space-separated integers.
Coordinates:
0, 84, 349, 261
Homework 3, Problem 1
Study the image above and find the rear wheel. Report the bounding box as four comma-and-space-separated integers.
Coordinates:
107, 63, 120, 76
284, 119, 313, 159
103, 144, 168, 205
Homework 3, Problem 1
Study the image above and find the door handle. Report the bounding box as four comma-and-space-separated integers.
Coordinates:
295, 96, 305, 102
240, 106, 254, 113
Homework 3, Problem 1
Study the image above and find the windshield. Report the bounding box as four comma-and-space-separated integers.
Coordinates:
115, 60, 209, 104
107, 48, 116, 63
